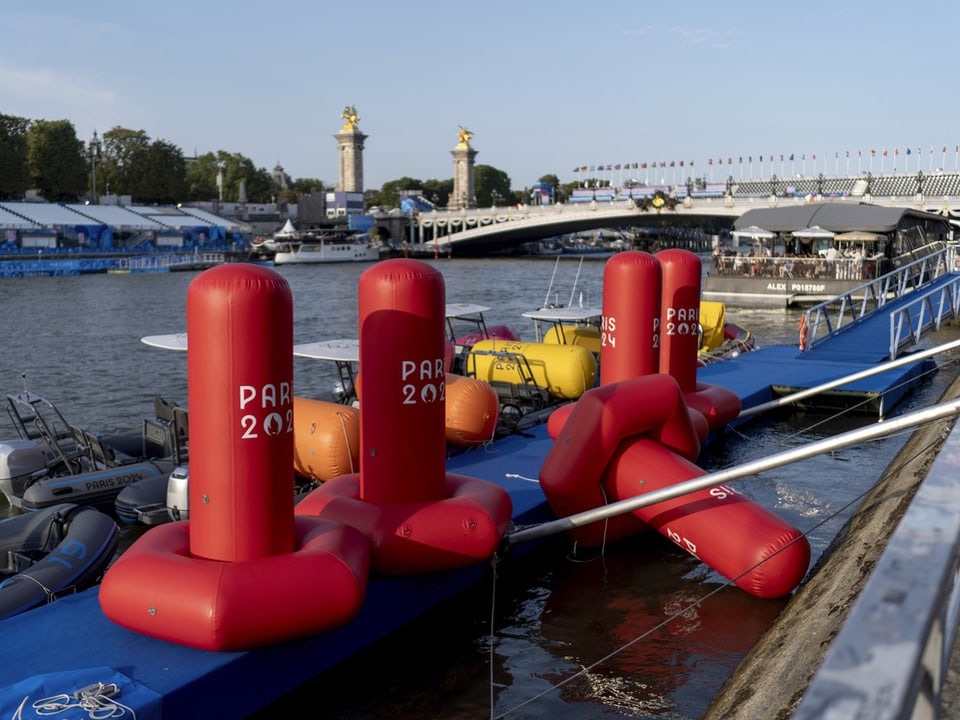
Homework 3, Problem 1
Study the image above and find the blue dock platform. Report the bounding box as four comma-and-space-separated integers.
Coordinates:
0, 274, 954, 717
701, 273, 959, 418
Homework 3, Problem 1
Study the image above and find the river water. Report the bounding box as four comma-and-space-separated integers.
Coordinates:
1, 257, 958, 719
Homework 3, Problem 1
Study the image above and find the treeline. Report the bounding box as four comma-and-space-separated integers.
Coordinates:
0, 113, 572, 208
0, 114, 323, 205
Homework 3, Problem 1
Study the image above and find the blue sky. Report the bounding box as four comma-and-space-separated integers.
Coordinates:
4, 1, 959, 192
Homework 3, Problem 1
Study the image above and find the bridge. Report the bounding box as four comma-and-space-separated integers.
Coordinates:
398, 171, 960, 255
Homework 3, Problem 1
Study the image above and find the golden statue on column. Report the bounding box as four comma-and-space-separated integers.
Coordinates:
456, 125, 474, 148
340, 105, 361, 131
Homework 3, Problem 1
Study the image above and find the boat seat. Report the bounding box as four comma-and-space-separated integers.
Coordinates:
153, 396, 177, 423
84, 430, 117, 468
143, 418, 172, 459
70, 426, 117, 469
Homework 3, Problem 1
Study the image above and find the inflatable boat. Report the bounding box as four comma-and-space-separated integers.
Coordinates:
0, 389, 188, 512
0, 502, 119, 619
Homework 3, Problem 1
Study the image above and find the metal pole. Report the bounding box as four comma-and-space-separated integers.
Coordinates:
738, 337, 960, 419
506, 397, 960, 547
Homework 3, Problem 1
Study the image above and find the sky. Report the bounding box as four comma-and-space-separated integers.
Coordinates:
4, 1, 960, 193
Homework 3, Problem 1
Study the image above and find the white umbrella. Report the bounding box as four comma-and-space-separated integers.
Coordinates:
733, 225, 775, 240
791, 225, 835, 239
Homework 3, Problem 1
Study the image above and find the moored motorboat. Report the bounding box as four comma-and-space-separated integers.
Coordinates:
273, 232, 382, 265
0, 502, 119, 619
114, 471, 178, 525
0, 388, 188, 512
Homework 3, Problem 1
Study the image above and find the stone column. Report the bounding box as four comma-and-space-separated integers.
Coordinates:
335, 126, 367, 193
450, 132, 478, 210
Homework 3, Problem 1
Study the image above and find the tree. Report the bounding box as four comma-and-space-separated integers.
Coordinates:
289, 178, 325, 195
132, 140, 188, 204
378, 177, 423, 208
422, 178, 453, 208
0, 114, 31, 200
184, 151, 273, 203
538, 173, 562, 203
474, 165, 511, 207
187, 152, 227, 201
100, 127, 151, 198
26, 120, 86, 201
560, 181, 579, 203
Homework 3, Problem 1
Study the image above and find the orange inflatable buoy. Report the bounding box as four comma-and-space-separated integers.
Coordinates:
292, 397, 359, 481
798, 314, 808, 351
445, 373, 499, 446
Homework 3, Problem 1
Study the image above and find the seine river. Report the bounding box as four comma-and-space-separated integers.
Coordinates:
1, 256, 958, 719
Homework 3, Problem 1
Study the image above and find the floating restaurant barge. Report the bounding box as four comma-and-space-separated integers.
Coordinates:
703, 203, 954, 307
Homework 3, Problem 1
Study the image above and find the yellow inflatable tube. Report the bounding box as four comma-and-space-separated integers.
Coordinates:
466, 340, 597, 400
542, 324, 601, 354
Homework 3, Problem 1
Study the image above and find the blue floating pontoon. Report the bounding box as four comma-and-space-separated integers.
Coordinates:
0, 278, 947, 717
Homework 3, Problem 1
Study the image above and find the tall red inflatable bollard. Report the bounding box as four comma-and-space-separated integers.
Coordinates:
601, 251, 661, 385
296, 259, 513, 574
657, 249, 702, 394
358, 259, 447, 504
99, 265, 371, 651
188, 264, 295, 560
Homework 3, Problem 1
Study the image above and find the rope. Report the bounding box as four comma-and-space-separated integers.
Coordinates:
15, 681, 137, 719
7, 573, 55, 603
335, 411, 356, 474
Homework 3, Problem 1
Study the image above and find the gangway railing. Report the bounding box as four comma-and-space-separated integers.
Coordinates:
888, 276, 960, 358
802, 247, 956, 351
794, 402, 960, 720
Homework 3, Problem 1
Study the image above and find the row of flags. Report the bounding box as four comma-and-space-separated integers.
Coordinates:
573, 146, 960, 173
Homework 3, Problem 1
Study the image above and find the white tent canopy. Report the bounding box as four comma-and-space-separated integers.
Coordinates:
274, 219, 299, 238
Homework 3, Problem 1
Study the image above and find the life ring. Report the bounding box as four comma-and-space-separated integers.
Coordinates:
798, 314, 808, 351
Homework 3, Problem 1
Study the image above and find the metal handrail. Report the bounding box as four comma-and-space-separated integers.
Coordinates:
802, 247, 955, 351
889, 276, 960, 358
795, 403, 960, 719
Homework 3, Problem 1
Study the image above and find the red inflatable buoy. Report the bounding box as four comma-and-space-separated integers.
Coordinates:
100, 264, 370, 650
296, 259, 513, 574
601, 251, 661, 385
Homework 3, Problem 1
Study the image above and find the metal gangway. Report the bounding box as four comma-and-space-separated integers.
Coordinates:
802, 246, 960, 358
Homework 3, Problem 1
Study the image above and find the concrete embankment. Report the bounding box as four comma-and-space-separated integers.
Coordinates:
702, 372, 960, 719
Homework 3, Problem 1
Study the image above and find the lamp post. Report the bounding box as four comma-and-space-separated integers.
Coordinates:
88, 130, 101, 204
216, 161, 225, 203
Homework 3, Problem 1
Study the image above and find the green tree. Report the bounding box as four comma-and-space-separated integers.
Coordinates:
100, 127, 151, 198
378, 177, 423, 208
289, 177, 325, 195
132, 140, 188, 204
538, 173, 562, 203
560, 181, 579, 203
474, 165, 511, 207
26, 120, 86, 201
422, 178, 453, 208
0, 114, 31, 200
185, 151, 274, 203
185, 152, 221, 200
